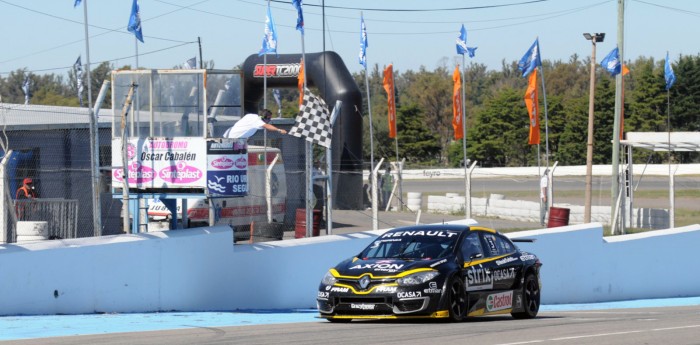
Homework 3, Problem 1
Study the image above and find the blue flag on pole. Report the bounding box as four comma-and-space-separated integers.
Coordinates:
259, 5, 278, 56
456, 25, 468, 55
359, 14, 368, 68
518, 38, 541, 77
600, 47, 621, 77
74, 0, 81, 7
127, 0, 144, 43
467, 47, 477, 58
292, 0, 304, 34
665, 51, 676, 90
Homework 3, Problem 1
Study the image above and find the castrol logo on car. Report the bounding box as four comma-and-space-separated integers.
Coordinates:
486, 291, 513, 312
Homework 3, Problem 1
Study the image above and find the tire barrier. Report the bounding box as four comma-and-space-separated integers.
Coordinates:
407, 192, 423, 212
16, 221, 48, 243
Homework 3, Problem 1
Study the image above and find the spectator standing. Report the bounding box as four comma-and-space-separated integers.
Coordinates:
381, 166, 394, 210
16, 177, 37, 199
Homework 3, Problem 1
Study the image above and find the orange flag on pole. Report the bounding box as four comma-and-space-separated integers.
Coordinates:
452, 66, 463, 140
383, 64, 397, 138
297, 59, 305, 107
620, 64, 629, 139
524, 68, 540, 145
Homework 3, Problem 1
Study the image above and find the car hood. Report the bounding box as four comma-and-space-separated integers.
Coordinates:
333, 257, 448, 276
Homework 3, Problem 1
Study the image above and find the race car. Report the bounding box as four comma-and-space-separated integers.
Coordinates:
317, 224, 541, 322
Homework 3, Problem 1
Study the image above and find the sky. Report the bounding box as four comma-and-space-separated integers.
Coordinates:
1, 0, 700, 78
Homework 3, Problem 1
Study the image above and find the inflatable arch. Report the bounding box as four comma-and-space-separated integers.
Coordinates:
242, 51, 363, 210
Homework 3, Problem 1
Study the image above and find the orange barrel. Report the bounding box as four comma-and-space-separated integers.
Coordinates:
295, 208, 321, 238
547, 207, 570, 228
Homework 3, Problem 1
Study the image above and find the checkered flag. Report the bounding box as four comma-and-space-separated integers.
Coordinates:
289, 88, 332, 148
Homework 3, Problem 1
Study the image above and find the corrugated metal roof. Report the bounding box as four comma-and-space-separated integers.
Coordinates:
0, 103, 115, 130
621, 132, 700, 152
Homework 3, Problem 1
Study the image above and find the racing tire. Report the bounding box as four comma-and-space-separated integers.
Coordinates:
447, 276, 467, 322
511, 273, 540, 319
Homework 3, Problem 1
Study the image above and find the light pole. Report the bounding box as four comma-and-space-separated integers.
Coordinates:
583, 32, 605, 223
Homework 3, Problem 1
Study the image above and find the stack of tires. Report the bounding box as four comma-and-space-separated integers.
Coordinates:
406, 192, 422, 212
15, 221, 49, 243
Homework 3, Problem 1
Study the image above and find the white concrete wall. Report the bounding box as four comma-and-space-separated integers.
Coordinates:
427, 194, 669, 228
379, 163, 700, 180
1, 221, 699, 315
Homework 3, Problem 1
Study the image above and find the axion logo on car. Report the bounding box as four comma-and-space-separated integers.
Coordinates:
349, 263, 404, 271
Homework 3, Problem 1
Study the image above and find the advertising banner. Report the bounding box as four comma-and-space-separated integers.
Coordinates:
206, 139, 248, 197
111, 137, 207, 189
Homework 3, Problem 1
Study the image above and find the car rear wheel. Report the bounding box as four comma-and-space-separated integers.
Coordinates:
447, 277, 467, 322
512, 273, 540, 319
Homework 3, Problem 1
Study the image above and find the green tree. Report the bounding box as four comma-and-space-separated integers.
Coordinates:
468, 87, 533, 166
394, 103, 441, 166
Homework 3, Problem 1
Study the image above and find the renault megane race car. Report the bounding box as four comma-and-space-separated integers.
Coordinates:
317, 224, 541, 322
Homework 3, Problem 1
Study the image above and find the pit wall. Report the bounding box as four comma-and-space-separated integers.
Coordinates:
1, 222, 699, 316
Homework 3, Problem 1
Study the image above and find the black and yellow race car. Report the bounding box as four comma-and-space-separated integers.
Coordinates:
317, 224, 541, 322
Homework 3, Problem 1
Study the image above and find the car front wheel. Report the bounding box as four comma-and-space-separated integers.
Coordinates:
447, 277, 467, 322
512, 273, 540, 319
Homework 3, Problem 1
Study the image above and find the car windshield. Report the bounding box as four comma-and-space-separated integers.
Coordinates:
360, 229, 461, 260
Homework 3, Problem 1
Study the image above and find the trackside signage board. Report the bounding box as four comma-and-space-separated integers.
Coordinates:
206, 139, 248, 197
112, 137, 207, 189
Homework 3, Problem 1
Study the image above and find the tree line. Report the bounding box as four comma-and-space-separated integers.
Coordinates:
2, 55, 698, 167
355, 54, 700, 167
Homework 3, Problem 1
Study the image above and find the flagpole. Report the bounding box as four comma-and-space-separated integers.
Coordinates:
392, 63, 402, 212
667, 89, 673, 229
82, 0, 101, 236
461, 56, 470, 219
361, 17, 377, 230
298, 7, 314, 238
611, 0, 625, 235
537, 65, 550, 170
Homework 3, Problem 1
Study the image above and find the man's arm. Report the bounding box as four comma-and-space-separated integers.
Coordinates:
262, 123, 287, 134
